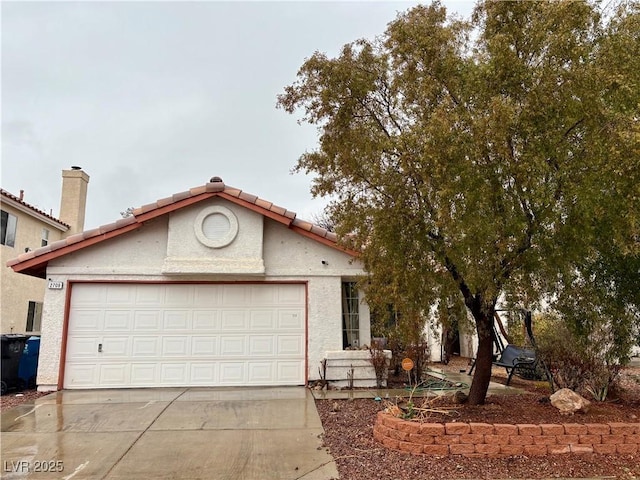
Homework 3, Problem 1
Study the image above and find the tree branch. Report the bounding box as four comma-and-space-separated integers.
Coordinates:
564, 118, 585, 138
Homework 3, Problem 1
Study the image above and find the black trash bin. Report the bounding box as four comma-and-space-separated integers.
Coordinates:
1, 334, 29, 395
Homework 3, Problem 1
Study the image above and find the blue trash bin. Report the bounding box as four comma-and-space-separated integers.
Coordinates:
18, 336, 41, 389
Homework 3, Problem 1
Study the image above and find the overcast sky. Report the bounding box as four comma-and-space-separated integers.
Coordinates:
2, 1, 473, 230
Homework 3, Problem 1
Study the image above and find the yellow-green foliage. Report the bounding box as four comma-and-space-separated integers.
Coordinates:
279, 0, 640, 404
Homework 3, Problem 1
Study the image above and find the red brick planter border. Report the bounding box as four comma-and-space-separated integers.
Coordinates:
374, 412, 640, 457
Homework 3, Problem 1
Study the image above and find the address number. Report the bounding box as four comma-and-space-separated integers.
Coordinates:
48, 280, 64, 290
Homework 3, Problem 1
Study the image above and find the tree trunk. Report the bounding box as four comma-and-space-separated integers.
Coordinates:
467, 305, 495, 405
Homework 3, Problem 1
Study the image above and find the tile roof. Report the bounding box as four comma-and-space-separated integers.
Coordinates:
1, 189, 70, 229
7, 177, 353, 278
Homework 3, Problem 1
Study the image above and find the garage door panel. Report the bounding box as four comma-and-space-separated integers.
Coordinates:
220, 336, 246, 355
222, 285, 250, 305
221, 311, 247, 330
190, 363, 217, 383
132, 284, 163, 305
67, 337, 98, 357
106, 284, 137, 304
278, 310, 304, 329
99, 364, 128, 385
277, 336, 303, 355
132, 337, 160, 356
65, 283, 306, 388
65, 364, 98, 387
163, 311, 190, 330
250, 310, 276, 329
161, 364, 188, 384
104, 311, 132, 331
164, 284, 193, 306
250, 286, 277, 305
72, 286, 106, 304
193, 285, 222, 307
131, 364, 158, 385
219, 362, 245, 384
249, 335, 275, 355
278, 284, 305, 304
277, 362, 305, 383
192, 311, 220, 330
191, 337, 218, 355
70, 310, 102, 330
162, 336, 190, 356
134, 311, 162, 330
101, 336, 129, 357
248, 362, 274, 382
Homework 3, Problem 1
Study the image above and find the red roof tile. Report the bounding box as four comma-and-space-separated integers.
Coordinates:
238, 191, 258, 204
65, 232, 87, 245
48, 239, 69, 252
270, 204, 287, 216
156, 196, 175, 209
255, 198, 273, 210
7, 178, 355, 278
114, 216, 137, 228
206, 181, 225, 193
293, 219, 313, 231
0, 189, 69, 229
172, 190, 191, 202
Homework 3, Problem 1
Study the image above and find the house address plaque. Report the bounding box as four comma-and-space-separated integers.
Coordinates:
47, 280, 64, 290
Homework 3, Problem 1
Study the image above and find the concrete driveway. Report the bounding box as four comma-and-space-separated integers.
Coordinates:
1, 387, 339, 480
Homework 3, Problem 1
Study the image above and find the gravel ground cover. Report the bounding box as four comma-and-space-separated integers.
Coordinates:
2, 358, 639, 478
316, 357, 640, 480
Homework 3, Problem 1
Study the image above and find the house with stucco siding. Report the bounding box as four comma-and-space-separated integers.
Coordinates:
8, 177, 373, 391
1, 168, 89, 335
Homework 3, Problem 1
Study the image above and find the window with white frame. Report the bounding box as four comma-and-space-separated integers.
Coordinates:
1, 210, 17, 247
26, 301, 43, 332
342, 282, 360, 348
41, 228, 49, 247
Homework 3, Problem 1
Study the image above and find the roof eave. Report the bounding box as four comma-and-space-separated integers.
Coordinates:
9, 222, 142, 279
0, 194, 69, 231
217, 192, 295, 226
289, 225, 359, 257
7, 180, 360, 278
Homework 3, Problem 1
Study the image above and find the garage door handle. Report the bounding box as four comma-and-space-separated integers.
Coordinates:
98, 343, 103, 353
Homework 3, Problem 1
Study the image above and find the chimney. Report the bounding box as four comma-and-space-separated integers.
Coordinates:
59, 167, 90, 236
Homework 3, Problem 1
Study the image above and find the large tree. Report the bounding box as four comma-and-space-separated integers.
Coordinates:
278, 0, 640, 404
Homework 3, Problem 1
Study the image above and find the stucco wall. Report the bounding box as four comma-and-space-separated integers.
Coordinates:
1, 202, 65, 334
36, 198, 370, 390
46, 217, 169, 276
427, 321, 477, 363
264, 219, 370, 380
36, 284, 67, 386
164, 199, 265, 274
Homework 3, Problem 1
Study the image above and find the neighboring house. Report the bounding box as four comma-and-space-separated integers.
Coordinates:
1, 168, 89, 335
8, 177, 371, 391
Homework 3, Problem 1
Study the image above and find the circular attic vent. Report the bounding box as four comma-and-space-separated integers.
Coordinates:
194, 205, 238, 248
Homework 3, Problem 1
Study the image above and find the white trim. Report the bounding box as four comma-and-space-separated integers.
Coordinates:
194, 205, 238, 248
63, 282, 306, 388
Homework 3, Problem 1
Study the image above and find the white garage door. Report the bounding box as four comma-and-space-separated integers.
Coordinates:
64, 283, 306, 388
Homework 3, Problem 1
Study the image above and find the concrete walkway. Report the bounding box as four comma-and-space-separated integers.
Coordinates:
313, 367, 525, 400
1, 387, 338, 480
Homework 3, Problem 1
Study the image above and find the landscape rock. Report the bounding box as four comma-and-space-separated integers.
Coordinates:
550, 388, 591, 415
